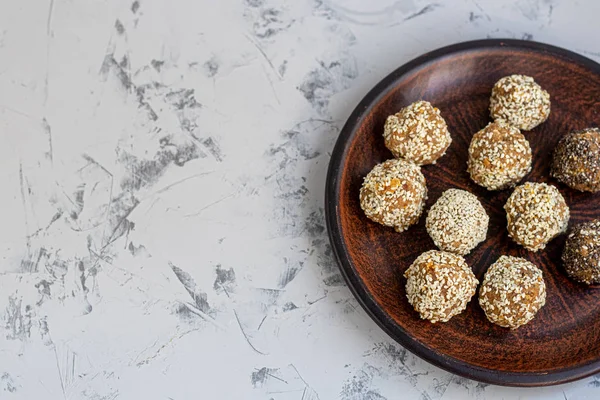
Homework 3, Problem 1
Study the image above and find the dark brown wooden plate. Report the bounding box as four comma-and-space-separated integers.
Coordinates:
325, 39, 600, 387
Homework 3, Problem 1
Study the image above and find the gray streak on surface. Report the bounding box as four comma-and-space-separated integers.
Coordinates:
278, 259, 303, 288
203, 58, 219, 77
150, 59, 164, 72
214, 264, 236, 293
114, 19, 125, 35
100, 54, 132, 90
202, 137, 223, 162
404, 3, 441, 21
169, 262, 212, 315
1, 373, 17, 393
3, 296, 31, 341
297, 58, 357, 114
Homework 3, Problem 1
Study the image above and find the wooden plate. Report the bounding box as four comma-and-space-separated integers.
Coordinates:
325, 39, 600, 386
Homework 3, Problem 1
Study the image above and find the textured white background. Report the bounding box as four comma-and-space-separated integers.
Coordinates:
1, 0, 600, 399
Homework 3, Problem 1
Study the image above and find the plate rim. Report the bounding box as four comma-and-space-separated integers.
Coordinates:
325, 38, 600, 387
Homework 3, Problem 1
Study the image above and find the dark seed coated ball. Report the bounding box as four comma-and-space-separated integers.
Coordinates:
562, 220, 600, 284
551, 128, 600, 192
479, 256, 546, 329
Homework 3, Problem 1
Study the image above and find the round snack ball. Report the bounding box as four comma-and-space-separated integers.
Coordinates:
562, 219, 600, 284
426, 189, 489, 255
359, 159, 427, 232
467, 121, 532, 190
404, 250, 478, 323
383, 100, 452, 165
504, 182, 569, 252
479, 256, 546, 329
551, 128, 600, 192
489, 74, 551, 131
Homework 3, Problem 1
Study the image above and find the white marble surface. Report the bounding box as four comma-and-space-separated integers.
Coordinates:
1, 0, 600, 399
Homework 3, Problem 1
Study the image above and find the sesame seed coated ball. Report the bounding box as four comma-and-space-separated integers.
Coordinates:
383, 100, 452, 165
551, 128, 600, 192
479, 256, 546, 329
426, 189, 489, 255
404, 250, 478, 323
489, 74, 551, 131
562, 220, 600, 285
359, 159, 427, 232
467, 121, 532, 191
504, 182, 570, 252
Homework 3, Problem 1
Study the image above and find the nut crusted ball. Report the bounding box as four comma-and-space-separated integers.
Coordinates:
426, 189, 489, 255
467, 121, 532, 190
489, 74, 551, 131
359, 159, 427, 232
562, 220, 600, 284
551, 128, 600, 192
504, 182, 570, 252
404, 250, 478, 323
383, 100, 452, 165
479, 256, 546, 329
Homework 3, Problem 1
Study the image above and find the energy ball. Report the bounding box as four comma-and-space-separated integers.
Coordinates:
479, 256, 546, 329
359, 159, 427, 232
383, 100, 452, 165
404, 250, 478, 323
467, 121, 532, 190
489, 74, 551, 131
562, 220, 600, 284
426, 189, 489, 255
504, 182, 570, 252
551, 128, 600, 192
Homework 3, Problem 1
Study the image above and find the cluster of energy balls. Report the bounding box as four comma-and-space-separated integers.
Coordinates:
360, 74, 600, 330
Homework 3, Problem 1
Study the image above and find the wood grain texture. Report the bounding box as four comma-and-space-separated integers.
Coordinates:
325, 39, 600, 387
